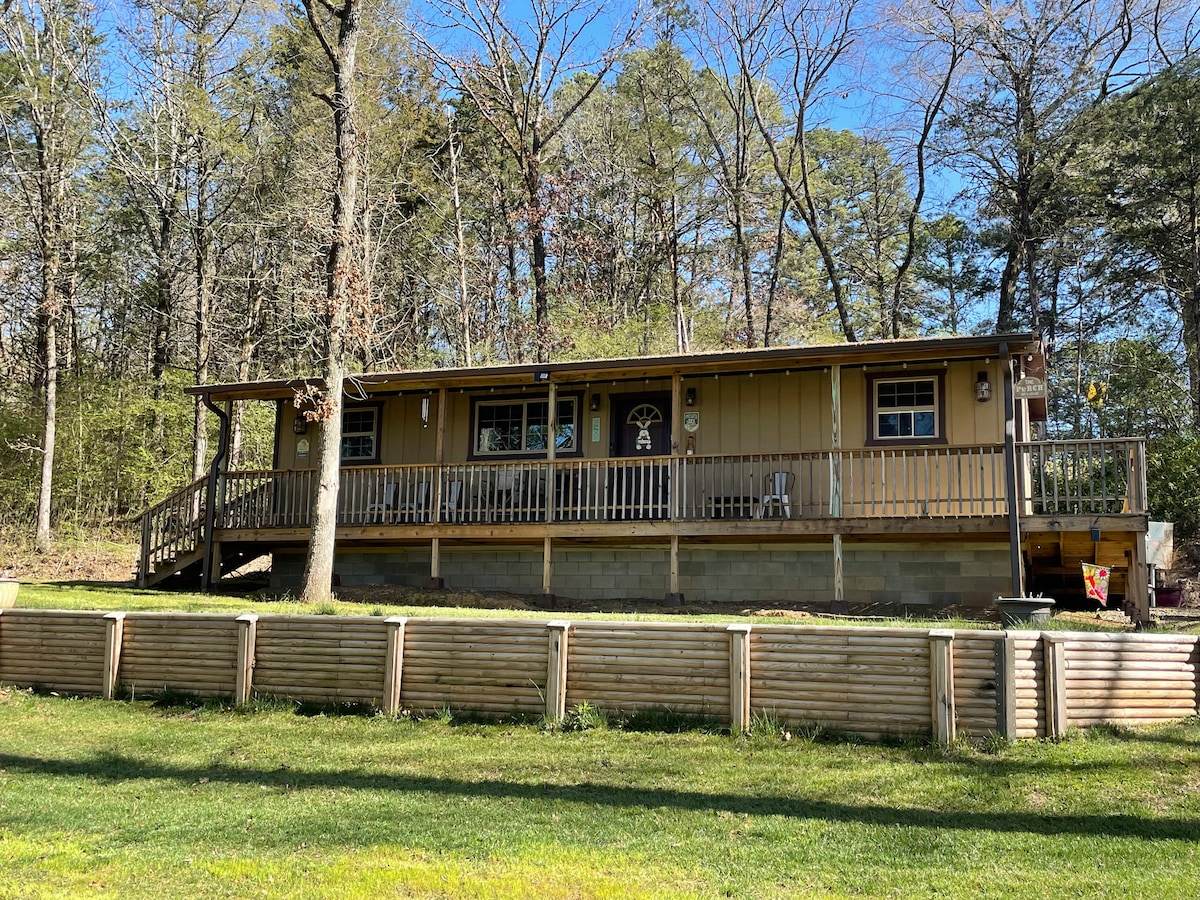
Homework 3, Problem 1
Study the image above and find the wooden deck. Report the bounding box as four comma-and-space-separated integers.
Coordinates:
137, 440, 1148, 587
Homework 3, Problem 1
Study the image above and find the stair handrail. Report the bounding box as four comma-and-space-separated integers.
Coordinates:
136, 475, 210, 587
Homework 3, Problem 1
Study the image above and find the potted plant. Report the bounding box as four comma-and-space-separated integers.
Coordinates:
994, 595, 1055, 626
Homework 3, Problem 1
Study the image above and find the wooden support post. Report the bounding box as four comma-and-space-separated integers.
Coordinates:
546, 382, 557, 525
428, 537, 443, 590
235, 613, 258, 705
1043, 633, 1068, 738
665, 534, 683, 605
545, 620, 571, 723
929, 629, 956, 744
1001, 344, 1025, 597
728, 624, 752, 734
208, 541, 223, 586
832, 534, 845, 614
102, 612, 126, 701
383, 616, 408, 715
431, 386, 447, 532
997, 633, 1018, 741
830, 365, 847, 614
671, 371, 683, 455
1128, 529, 1150, 626
542, 536, 553, 599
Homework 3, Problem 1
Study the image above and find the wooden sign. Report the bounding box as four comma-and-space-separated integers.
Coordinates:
1014, 375, 1046, 400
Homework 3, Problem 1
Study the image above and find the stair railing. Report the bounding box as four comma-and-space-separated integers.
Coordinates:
136, 476, 209, 587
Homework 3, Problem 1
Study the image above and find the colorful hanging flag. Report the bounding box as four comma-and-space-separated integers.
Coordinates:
1082, 563, 1111, 606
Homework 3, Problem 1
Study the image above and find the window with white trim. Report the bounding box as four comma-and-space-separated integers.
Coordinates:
340, 407, 379, 462
873, 377, 938, 441
474, 397, 577, 456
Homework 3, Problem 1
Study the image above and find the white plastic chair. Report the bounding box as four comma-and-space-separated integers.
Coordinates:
756, 471, 795, 519
367, 482, 400, 522
397, 481, 430, 523
441, 480, 463, 523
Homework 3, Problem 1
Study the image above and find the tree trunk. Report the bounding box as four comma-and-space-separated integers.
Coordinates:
299, 0, 363, 604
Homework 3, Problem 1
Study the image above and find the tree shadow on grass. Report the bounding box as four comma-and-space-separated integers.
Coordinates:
1, 750, 1196, 843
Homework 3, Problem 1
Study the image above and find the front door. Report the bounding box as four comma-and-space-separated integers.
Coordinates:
613, 393, 671, 457
611, 393, 670, 519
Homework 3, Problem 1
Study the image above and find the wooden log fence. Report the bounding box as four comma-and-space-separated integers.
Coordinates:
1, 608, 1197, 742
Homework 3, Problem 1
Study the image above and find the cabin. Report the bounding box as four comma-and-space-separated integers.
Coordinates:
136, 332, 1151, 620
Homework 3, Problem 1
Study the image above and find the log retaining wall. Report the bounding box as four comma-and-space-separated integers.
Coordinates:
1, 608, 1196, 741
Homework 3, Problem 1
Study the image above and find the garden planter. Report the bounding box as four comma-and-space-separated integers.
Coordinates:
0, 579, 18, 608
994, 596, 1055, 626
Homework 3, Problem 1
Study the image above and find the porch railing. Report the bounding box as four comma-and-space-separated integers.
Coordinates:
207, 440, 1145, 532
137, 475, 209, 585
1017, 439, 1146, 515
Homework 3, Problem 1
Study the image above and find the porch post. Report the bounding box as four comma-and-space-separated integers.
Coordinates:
200, 395, 231, 593
666, 372, 685, 604
428, 387, 447, 589
830, 364, 846, 613
1128, 529, 1150, 626
542, 535, 553, 599
546, 381, 557, 524
1001, 344, 1024, 597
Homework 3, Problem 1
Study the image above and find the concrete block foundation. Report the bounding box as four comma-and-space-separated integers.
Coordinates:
271, 541, 1012, 608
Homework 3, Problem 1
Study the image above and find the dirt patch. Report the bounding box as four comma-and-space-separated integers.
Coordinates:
0, 532, 137, 584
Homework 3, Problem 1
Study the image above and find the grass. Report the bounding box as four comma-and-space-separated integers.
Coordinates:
0, 689, 1198, 899
7, 581, 1128, 632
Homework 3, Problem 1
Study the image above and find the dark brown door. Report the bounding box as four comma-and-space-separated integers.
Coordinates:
610, 393, 670, 519
612, 393, 671, 457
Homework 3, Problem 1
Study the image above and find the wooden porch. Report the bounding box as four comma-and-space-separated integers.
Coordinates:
138, 440, 1148, 592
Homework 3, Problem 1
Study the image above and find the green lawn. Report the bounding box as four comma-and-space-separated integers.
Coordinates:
1, 689, 1197, 898
7, 582, 1129, 631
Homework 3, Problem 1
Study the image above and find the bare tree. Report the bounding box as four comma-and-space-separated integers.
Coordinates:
0, 0, 96, 550
297, 0, 363, 603
943, 0, 1152, 332
411, 0, 651, 362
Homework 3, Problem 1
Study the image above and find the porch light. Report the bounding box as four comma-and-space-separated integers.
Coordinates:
589, 393, 601, 412
685, 387, 696, 407
975, 372, 991, 403
292, 413, 308, 435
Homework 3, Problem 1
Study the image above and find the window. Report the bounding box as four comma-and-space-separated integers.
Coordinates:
868, 375, 942, 444
473, 396, 578, 457
340, 406, 380, 462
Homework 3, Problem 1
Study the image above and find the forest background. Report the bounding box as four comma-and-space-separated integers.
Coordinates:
2, 0, 1199, 565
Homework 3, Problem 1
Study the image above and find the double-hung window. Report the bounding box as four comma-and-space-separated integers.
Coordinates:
340, 406, 380, 463
869, 375, 941, 443
474, 396, 578, 457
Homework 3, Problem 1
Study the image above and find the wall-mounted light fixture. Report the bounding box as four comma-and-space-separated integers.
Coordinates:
533, 371, 551, 383
684, 387, 697, 407
975, 371, 992, 403
420, 396, 430, 428
589, 393, 601, 412
292, 412, 308, 435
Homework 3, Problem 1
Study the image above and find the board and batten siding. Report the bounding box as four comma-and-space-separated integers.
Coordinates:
274, 360, 1010, 469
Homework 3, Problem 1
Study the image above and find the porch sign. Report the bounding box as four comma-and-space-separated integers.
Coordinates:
1082, 563, 1111, 606
1013, 375, 1046, 400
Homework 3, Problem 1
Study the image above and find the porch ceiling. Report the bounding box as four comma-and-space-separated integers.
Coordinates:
187, 332, 1041, 402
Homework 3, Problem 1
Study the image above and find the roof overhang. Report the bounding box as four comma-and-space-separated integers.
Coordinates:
186, 333, 1042, 403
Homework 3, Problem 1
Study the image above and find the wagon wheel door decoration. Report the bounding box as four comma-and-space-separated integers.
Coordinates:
627, 403, 663, 453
